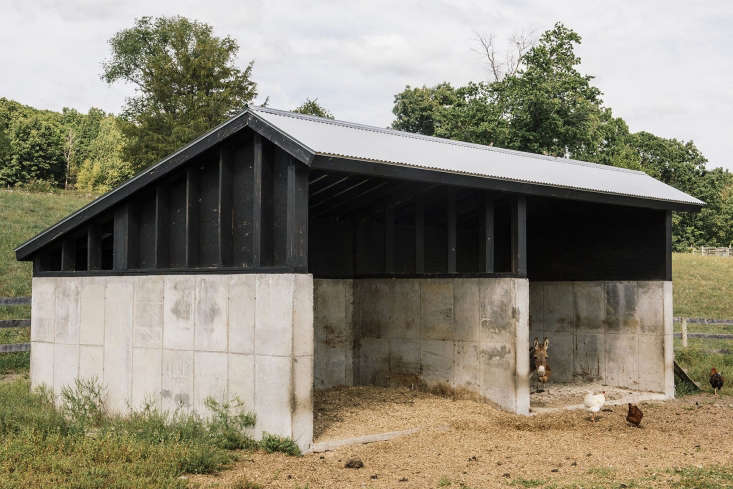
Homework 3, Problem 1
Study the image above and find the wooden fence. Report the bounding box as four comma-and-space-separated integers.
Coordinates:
675, 317, 733, 348
691, 246, 733, 257
0, 296, 30, 353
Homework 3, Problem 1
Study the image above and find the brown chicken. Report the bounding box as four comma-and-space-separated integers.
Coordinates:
626, 403, 643, 427
710, 368, 724, 396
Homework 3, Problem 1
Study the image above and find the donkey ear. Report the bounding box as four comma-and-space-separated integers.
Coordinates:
533, 338, 539, 348
543, 337, 550, 349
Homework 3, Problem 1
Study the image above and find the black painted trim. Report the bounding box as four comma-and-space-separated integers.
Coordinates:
34, 266, 309, 277
314, 272, 524, 279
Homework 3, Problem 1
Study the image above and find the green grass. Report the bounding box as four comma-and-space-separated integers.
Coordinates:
675, 346, 732, 395
0, 189, 96, 298
673, 253, 733, 319
0, 377, 295, 488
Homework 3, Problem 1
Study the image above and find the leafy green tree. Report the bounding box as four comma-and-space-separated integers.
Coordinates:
76, 116, 134, 192
392, 83, 459, 135
292, 98, 334, 119
391, 22, 732, 248
103, 16, 258, 171
0, 113, 64, 186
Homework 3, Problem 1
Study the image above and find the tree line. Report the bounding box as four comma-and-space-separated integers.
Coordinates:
0, 17, 730, 250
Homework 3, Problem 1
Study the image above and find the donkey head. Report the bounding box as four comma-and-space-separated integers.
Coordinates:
532, 337, 550, 380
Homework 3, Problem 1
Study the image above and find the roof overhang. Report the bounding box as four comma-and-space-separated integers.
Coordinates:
311, 155, 704, 213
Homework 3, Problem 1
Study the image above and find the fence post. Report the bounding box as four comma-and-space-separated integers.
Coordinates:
681, 318, 688, 348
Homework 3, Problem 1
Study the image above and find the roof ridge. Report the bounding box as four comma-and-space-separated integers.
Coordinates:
251, 106, 647, 176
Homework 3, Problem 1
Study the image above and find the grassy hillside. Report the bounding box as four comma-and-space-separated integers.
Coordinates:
0, 189, 95, 298
673, 253, 733, 319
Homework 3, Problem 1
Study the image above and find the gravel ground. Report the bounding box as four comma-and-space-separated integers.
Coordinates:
192, 386, 733, 489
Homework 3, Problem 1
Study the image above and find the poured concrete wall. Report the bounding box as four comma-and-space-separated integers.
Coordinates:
30, 273, 314, 451
529, 281, 673, 396
314, 277, 530, 414
313, 279, 355, 389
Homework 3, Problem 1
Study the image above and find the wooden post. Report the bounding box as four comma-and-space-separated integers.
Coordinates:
184, 167, 200, 267
60, 237, 76, 271
479, 192, 494, 273
665, 210, 672, 281
286, 159, 308, 269
511, 195, 527, 276
114, 203, 137, 271
87, 224, 102, 270
252, 134, 263, 267
385, 200, 395, 273
415, 194, 425, 274
447, 190, 457, 273
681, 318, 688, 348
154, 185, 169, 268
218, 146, 233, 266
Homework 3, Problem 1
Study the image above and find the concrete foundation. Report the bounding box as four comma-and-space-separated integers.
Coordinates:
529, 281, 673, 397
314, 277, 530, 414
30, 273, 314, 451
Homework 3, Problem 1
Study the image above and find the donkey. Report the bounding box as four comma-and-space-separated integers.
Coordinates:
530, 337, 551, 393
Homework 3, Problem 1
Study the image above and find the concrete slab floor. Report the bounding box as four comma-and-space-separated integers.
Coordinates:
529, 381, 667, 415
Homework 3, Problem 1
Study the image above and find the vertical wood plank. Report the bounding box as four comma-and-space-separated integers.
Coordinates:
87, 224, 102, 270
415, 194, 425, 274
218, 145, 233, 266
480, 193, 495, 273
447, 190, 457, 273
252, 134, 263, 266
285, 159, 309, 269
511, 195, 527, 276
61, 237, 76, 271
154, 185, 169, 268
185, 167, 199, 267
384, 199, 395, 273
665, 210, 672, 281
113, 204, 130, 270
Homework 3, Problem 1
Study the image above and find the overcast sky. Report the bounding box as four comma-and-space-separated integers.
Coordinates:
2, 0, 731, 171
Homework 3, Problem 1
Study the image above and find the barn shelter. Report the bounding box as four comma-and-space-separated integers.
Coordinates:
15, 106, 703, 450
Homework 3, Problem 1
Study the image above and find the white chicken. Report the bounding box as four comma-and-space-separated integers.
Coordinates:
583, 391, 606, 422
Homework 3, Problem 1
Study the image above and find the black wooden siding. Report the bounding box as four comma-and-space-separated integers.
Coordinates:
31, 127, 671, 282
34, 130, 309, 275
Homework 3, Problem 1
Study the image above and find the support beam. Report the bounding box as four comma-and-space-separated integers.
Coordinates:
218, 146, 233, 266
416, 195, 425, 274
113, 203, 137, 270
479, 193, 495, 273
60, 237, 76, 271
154, 185, 169, 268
384, 199, 395, 273
87, 224, 102, 271
252, 134, 263, 266
447, 190, 457, 273
286, 159, 308, 268
511, 195, 527, 276
185, 167, 199, 267
665, 210, 672, 281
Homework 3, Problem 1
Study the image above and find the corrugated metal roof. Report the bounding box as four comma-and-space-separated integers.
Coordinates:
251, 106, 704, 206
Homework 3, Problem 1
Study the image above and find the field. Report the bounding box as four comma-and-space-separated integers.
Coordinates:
0, 189, 731, 488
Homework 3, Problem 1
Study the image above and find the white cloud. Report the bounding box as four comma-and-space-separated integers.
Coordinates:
1, 0, 731, 170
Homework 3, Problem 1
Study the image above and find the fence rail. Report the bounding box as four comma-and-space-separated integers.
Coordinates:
0, 296, 30, 306
0, 297, 31, 355
692, 246, 732, 257
0, 343, 30, 353
674, 317, 733, 325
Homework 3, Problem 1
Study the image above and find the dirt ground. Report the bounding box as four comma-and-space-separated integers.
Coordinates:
192, 386, 733, 489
